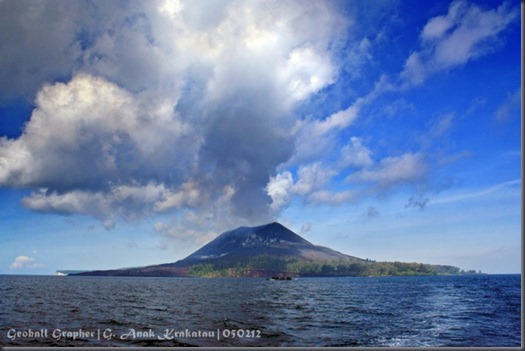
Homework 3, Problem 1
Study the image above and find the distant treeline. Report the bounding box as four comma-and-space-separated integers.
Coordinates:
186, 254, 460, 277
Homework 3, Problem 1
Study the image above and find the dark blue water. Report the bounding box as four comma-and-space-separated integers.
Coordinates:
0, 274, 521, 347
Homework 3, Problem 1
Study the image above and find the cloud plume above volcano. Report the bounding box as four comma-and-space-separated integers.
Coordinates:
0, 0, 348, 231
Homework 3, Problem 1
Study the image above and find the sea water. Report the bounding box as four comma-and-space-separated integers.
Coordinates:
0, 274, 520, 347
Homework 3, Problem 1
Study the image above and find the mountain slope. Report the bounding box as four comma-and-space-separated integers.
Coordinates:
173, 222, 361, 266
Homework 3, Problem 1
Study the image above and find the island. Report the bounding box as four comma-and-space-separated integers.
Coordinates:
72, 222, 471, 278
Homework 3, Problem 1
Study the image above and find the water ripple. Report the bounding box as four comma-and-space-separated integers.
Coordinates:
0, 274, 520, 347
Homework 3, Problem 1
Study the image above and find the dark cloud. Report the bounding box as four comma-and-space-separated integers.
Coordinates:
0, 1, 81, 101
366, 206, 379, 218
300, 222, 312, 234
405, 196, 429, 210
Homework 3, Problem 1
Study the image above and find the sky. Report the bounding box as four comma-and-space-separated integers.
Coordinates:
0, 0, 521, 275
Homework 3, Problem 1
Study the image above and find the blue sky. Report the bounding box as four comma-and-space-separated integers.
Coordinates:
0, 0, 521, 275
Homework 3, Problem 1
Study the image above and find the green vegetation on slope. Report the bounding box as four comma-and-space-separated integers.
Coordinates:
186, 255, 460, 277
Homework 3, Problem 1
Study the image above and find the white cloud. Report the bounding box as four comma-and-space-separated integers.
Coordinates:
339, 137, 373, 168
0, 74, 207, 228
341, 37, 373, 81
402, 53, 426, 86
22, 189, 109, 216
419, 113, 456, 150
429, 113, 454, 137
266, 171, 294, 212
402, 0, 519, 86
437, 150, 472, 166
267, 136, 427, 208
313, 104, 360, 136
421, 6, 457, 41
289, 75, 392, 166
495, 88, 521, 122
266, 160, 355, 208
307, 190, 354, 206
432, 179, 521, 205
21, 181, 217, 229
9, 255, 39, 269
154, 181, 203, 212
279, 47, 336, 102
293, 162, 336, 196
347, 153, 428, 191
0, 74, 193, 190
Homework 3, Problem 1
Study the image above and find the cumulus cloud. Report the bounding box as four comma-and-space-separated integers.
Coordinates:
267, 135, 427, 209
267, 136, 429, 210
9, 255, 39, 269
266, 171, 294, 212
266, 161, 353, 209
339, 137, 373, 168
346, 153, 428, 191
0, 0, 350, 233
293, 163, 336, 196
20, 182, 204, 228
401, 0, 518, 86
1, 75, 194, 191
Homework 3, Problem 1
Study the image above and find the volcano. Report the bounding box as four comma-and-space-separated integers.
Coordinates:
176, 222, 361, 264
75, 222, 364, 277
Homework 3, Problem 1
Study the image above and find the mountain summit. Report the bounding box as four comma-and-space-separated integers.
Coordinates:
176, 222, 358, 265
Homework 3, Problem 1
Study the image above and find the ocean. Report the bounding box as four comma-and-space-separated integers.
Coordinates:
0, 274, 521, 347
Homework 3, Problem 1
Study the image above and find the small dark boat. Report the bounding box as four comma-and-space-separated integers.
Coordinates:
270, 276, 292, 280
